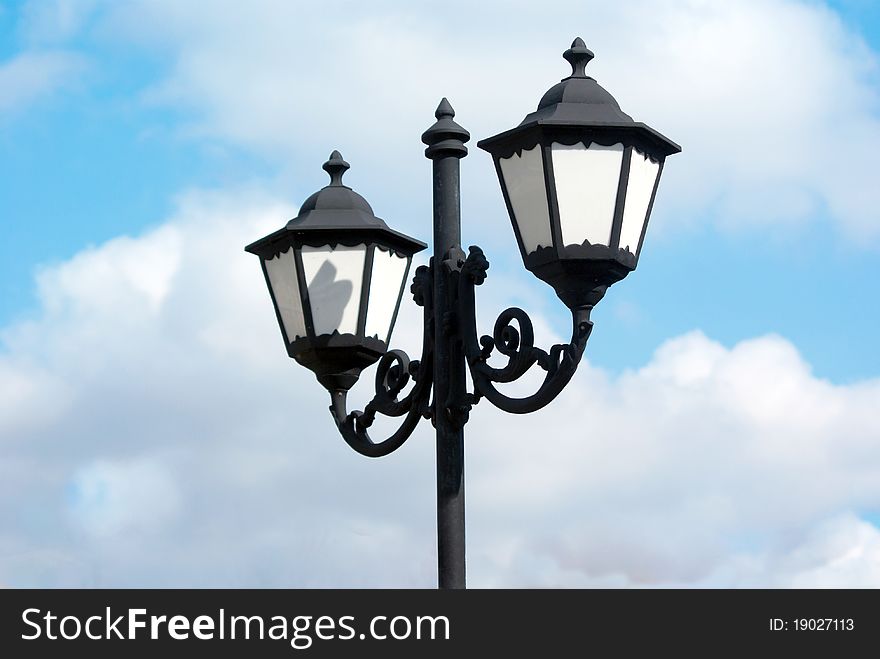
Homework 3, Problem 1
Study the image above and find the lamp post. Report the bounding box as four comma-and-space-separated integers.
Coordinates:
245, 38, 679, 589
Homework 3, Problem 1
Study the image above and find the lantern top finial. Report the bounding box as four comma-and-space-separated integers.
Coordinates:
563, 37, 594, 79
322, 150, 350, 187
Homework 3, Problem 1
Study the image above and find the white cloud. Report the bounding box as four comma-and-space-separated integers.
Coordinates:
91, 0, 880, 241
1, 190, 880, 587
467, 329, 880, 586
0, 358, 71, 438
0, 50, 86, 113
782, 515, 880, 588
67, 457, 181, 538
0, 1, 95, 115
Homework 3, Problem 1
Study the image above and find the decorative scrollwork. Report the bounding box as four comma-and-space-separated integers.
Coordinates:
411, 264, 432, 307
353, 350, 413, 429
460, 245, 489, 285
327, 241, 596, 456
458, 245, 594, 415
328, 265, 435, 457
480, 307, 538, 383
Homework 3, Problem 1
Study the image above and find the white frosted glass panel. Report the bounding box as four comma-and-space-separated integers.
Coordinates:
552, 142, 623, 247
265, 248, 306, 342
365, 248, 409, 343
619, 149, 660, 254
499, 145, 552, 254
301, 245, 366, 336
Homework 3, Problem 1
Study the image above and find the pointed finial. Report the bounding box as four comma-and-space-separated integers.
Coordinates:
435, 97, 455, 119
563, 37, 594, 78
422, 97, 470, 159
322, 150, 350, 186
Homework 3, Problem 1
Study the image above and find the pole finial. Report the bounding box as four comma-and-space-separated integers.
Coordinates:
435, 97, 455, 120
323, 150, 350, 186
563, 37, 594, 78
422, 98, 470, 160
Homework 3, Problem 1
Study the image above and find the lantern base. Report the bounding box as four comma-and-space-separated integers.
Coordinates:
289, 334, 387, 393
524, 244, 636, 309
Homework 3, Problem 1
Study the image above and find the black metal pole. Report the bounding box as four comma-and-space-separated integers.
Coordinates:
422, 98, 470, 589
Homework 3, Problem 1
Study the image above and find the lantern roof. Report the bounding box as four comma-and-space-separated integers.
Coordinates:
478, 38, 681, 159
297, 150, 375, 215
245, 151, 427, 257
532, 38, 631, 123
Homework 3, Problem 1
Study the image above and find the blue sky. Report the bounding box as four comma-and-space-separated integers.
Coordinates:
2, 0, 879, 384
2, 0, 880, 587
0, 1, 275, 320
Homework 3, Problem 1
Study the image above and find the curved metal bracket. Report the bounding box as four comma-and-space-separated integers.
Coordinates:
326, 242, 596, 454
327, 265, 435, 457
458, 246, 594, 415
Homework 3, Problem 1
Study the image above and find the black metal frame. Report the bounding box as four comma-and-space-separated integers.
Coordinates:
245, 39, 679, 590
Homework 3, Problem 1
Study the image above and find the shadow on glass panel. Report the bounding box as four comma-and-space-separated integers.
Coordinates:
308, 260, 354, 334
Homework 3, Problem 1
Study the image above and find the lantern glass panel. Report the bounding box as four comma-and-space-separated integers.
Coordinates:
365, 248, 410, 343
499, 145, 552, 254
301, 244, 366, 336
551, 142, 623, 247
619, 148, 660, 254
265, 247, 307, 342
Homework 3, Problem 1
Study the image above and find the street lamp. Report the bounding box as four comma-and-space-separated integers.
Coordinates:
245, 38, 679, 589
243, 150, 426, 393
